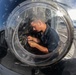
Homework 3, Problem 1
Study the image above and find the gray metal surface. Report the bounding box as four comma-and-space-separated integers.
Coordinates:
0, 51, 32, 75
0, 65, 20, 75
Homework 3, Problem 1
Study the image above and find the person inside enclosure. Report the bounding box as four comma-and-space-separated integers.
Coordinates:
27, 19, 60, 54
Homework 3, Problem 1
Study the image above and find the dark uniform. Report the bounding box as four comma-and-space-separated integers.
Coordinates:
38, 25, 60, 52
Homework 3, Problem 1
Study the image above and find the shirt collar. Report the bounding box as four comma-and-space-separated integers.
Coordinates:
44, 25, 50, 35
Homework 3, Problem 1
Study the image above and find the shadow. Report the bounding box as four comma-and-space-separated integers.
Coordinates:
0, 31, 8, 59
40, 58, 76, 75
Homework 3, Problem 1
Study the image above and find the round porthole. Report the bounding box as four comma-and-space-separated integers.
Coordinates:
5, 0, 74, 66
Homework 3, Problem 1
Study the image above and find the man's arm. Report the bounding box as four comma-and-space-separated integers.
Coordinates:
28, 41, 48, 53
35, 43, 48, 53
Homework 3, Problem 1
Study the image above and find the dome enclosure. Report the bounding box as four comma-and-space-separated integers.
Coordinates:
5, 0, 74, 67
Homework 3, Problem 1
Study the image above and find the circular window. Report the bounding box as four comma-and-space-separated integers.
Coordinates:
5, 0, 74, 66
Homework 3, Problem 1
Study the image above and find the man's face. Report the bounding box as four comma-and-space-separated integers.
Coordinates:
31, 20, 41, 32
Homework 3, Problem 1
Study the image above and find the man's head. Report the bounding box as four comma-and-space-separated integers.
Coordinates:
31, 20, 47, 32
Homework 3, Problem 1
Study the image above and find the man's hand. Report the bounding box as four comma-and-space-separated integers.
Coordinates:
28, 36, 48, 53
27, 36, 40, 43
28, 40, 48, 53
27, 36, 33, 41
28, 41, 37, 47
